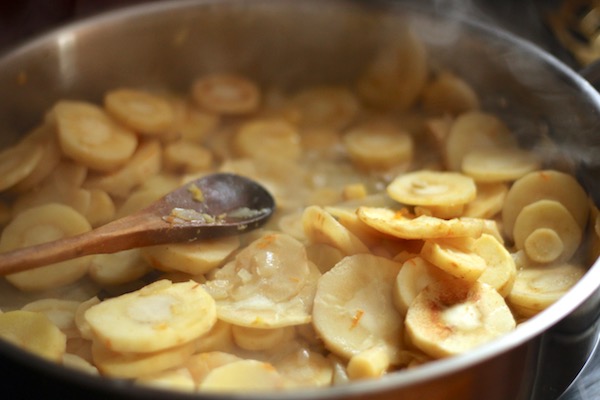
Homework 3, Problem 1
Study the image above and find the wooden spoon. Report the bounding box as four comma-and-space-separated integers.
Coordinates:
0, 173, 275, 276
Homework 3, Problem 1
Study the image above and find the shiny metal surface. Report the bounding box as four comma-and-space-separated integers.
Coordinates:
0, 1, 600, 399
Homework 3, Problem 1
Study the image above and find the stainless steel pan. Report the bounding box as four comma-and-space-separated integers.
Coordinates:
1, 1, 600, 399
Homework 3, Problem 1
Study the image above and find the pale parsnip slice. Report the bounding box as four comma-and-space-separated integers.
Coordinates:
474, 234, 516, 297
233, 118, 301, 161
0, 135, 44, 191
462, 147, 541, 183
347, 345, 390, 381
191, 73, 260, 115
312, 254, 404, 363
463, 182, 508, 219
0, 203, 92, 291
92, 340, 195, 378
203, 234, 318, 328
199, 359, 285, 392
185, 351, 243, 384
387, 170, 476, 207
194, 320, 235, 354
74, 296, 100, 340
513, 200, 582, 264
52, 100, 138, 172
85, 280, 217, 353
136, 368, 196, 392
420, 239, 486, 283
231, 325, 295, 351
303, 205, 369, 255
84, 139, 162, 198
142, 236, 240, 276
163, 139, 214, 173
11, 123, 61, 192
343, 121, 413, 170
357, 28, 428, 110
0, 310, 66, 361
84, 188, 116, 227
393, 256, 444, 315
502, 170, 589, 240
420, 70, 480, 115
288, 86, 359, 130
444, 111, 516, 171
405, 280, 515, 358
22, 298, 80, 339
62, 353, 99, 375
273, 346, 333, 388
507, 264, 586, 317
104, 88, 175, 135
357, 207, 485, 240
89, 248, 150, 286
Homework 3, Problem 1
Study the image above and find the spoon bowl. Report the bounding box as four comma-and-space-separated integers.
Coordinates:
0, 173, 275, 276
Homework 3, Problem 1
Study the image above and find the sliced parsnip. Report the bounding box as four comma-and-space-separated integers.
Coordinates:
507, 264, 586, 317
324, 206, 385, 248
343, 121, 413, 170
199, 360, 285, 392
0, 203, 92, 291
142, 236, 240, 276
233, 118, 301, 161
203, 234, 318, 328
312, 254, 404, 363
185, 351, 242, 384
472, 234, 515, 297
163, 139, 214, 173
347, 345, 390, 380
10, 123, 62, 192
513, 200, 582, 264
191, 73, 260, 115
273, 346, 333, 388
85, 280, 217, 353
51, 100, 138, 172
193, 320, 235, 354
387, 170, 476, 207
357, 28, 428, 109
92, 339, 195, 378
357, 207, 485, 240
0, 310, 66, 361
83, 188, 115, 227
463, 182, 508, 219
231, 325, 295, 351
462, 147, 541, 183
74, 296, 101, 340
405, 280, 515, 358
444, 111, 516, 171
286, 86, 359, 130
0, 135, 44, 192
393, 256, 447, 315
303, 205, 369, 256
62, 353, 99, 375
104, 88, 175, 135
11, 168, 92, 219
502, 170, 589, 240
89, 248, 150, 286
22, 298, 80, 339
84, 139, 162, 198
420, 70, 480, 115
137, 368, 196, 392
420, 239, 486, 283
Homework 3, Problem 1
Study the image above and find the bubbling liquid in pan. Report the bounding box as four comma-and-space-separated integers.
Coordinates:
0, 29, 597, 393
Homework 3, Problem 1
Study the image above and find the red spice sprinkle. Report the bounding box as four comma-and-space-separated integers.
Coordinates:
257, 234, 276, 249
350, 309, 365, 329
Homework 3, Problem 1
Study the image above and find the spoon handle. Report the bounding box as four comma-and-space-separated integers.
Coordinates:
0, 211, 166, 276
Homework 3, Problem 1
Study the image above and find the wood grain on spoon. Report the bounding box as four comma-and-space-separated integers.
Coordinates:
0, 173, 275, 276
